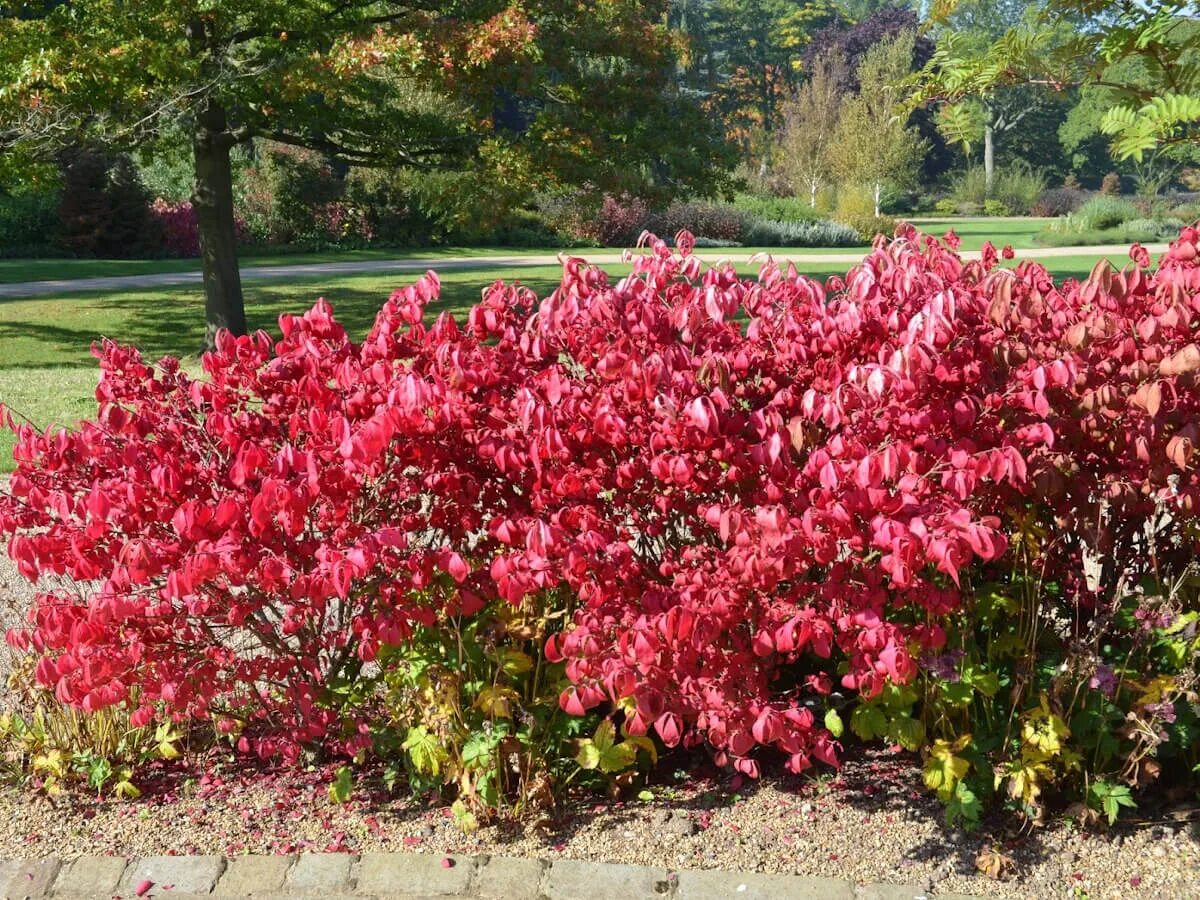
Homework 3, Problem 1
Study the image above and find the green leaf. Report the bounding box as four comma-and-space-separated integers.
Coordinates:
328, 765, 353, 804
113, 778, 141, 801
598, 742, 638, 774
575, 741, 602, 770
87, 757, 113, 793
623, 734, 659, 765
402, 726, 449, 778
940, 681, 974, 708
923, 735, 972, 801
1089, 780, 1137, 825
965, 669, 1000, 698
888, 715, 926, 752
824, 708, 844, 738
496, 648, 534, 677
451, 799, 479, 834
154, 722, 181, 760
576, 720, 641, 773
850, 704, 888, 741
945, 781, 983, 831
463, 728, 504, 770
592, 720, 616, 753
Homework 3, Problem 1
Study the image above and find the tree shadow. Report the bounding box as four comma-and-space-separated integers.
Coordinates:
0, 273, 564, 371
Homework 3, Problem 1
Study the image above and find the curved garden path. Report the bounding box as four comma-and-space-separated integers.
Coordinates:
0, 242, 1170, 299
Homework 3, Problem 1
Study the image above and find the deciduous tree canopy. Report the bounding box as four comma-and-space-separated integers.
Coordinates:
0, 0, 733, 345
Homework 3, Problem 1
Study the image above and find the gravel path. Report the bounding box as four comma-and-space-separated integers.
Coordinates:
0, 242, 1170, 299
0, 749, 1195, 899
0, 477, 32, 693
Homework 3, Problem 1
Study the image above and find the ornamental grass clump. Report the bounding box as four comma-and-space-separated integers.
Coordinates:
2, 223, 1199, 823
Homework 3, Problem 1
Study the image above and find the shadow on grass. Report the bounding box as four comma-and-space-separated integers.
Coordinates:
0, 273, 565, 370
0, 254, 1107, 373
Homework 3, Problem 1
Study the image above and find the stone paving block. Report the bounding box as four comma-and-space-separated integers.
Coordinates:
51, 856, 127, 897
286, 854, 356, 894
675, 869, 857, 900
119, 855, 225, 896
214, 855, 295, 895
355, 853, 473, 896
3, 858, 62, 899
471, 856, 547, 900
0, 865, 19, 899
543, 859, 671, 900
855, 884, 931, 900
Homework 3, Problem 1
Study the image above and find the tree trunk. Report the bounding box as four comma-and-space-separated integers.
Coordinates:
193, 100, 246, 351
983, 121, 995, 197
810, 180, 817, 209
873, 182, 881, 218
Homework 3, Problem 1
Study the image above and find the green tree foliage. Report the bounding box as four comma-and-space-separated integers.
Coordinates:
701, 0, 840, 158
0, 0, 733, 346
936, 99, 985, 165
778, 53, 847, 207
831, 30, 926, 215
921, 0, 1057, 193
918, 0, 1200, 165
1060, 39, 1200, 191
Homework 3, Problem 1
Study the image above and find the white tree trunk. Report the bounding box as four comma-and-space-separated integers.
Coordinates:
984, 122, 995, 196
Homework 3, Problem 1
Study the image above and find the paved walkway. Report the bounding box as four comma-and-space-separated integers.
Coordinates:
0, 242, 1168, 300
0, 852, 978, 899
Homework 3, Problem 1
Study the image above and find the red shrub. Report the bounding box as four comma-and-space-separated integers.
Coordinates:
3, 225, 1199, 773
149, 199, 201, 257
648, 202, 746, 242
596, 194, 650, 246
149, 199, 251, 257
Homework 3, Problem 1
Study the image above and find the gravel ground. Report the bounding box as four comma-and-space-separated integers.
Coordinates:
0, 748, 1196, 900
0, 537, 33, 691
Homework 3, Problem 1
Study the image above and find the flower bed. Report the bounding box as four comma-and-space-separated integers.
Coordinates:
2, 224, 1199, 828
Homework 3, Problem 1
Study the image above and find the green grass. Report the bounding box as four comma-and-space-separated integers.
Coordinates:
0, 250, 1137, 472
0, 218, 1056, 285
908, 218, 1049, 251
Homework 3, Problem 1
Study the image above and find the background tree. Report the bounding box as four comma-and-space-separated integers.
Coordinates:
1059, 42, 1200, 192
831, 31, 926, 215
835, 31, 926, 217
703, 0, 840, 167
918, 0, 1200, 166
778, 53, 847, 207
803, 3, 950, 181
935, 99, 985, 166
924, 0, 1054, 194
802, 1, 930, 88
0, 0, 733, 348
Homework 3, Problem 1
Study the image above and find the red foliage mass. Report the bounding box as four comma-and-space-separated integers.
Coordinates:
3, 224, 1199, 772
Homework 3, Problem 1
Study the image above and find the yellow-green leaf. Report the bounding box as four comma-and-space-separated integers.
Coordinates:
923, 736, 971, 801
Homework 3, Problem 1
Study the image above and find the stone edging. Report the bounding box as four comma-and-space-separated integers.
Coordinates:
0, 852, 983, 899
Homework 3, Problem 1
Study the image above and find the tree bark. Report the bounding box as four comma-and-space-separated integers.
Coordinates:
193, 99, 246, 351
810, 179, 817, 209
983, 120, 995, 197
873, 182, 881, 218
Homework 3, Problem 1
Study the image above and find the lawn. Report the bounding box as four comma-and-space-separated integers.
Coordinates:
0, 218, 1061, 285
909, 217, 1053, 250
0, 249, 1138, 471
